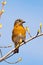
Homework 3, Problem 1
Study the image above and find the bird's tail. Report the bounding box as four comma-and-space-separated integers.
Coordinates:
14, 48, 19, 54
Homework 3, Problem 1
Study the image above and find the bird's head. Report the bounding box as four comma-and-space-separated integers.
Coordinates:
14, 19, 25, 26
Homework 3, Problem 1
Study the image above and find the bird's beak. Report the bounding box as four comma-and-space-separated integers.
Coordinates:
22, 21, 25, 23
19, 21, 25, 25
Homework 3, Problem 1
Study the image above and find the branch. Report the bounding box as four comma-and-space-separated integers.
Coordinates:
0, 49, 22, 64
0, 45, 12, 48
0, 33, 43, 62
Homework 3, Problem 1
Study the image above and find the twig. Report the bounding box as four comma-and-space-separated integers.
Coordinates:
0, 33, 43, 62
0, 49, 22, 64
0, 45, 12, 48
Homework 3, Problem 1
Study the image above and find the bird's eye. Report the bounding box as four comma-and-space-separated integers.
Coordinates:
19, 20, 21, 22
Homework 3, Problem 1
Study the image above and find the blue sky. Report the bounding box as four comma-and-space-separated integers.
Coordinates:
0, 0, 43, 65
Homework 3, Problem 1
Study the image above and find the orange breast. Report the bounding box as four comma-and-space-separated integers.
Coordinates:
13, 25, 26, 37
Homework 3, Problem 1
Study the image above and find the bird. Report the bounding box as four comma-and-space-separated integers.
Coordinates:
12, 19, 26, 54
